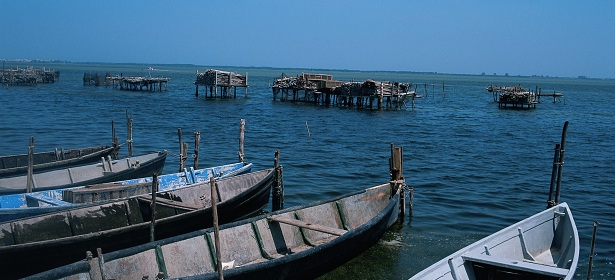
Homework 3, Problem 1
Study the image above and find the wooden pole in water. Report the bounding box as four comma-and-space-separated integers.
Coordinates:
272, 150, 284, 211
178, 128, 185, 172
150, 173, 158, 243
554, 121, 569, 205
210, 176, 224, 280
111, 121, 119, 159
547, 143, 561, 208
194, 131, 201, 169
587, 220, 599, 280
126, 110, 133, 156
26, 136, 34, 193
238, 119, 245, 163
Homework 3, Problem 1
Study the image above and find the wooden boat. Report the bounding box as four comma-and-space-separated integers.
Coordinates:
0, 151, 167, 195
0, 162, 252, 222
0, 145, 116, 178
26, 180, 403, 280
1, 168, 274, 279
409, 202, 579, 280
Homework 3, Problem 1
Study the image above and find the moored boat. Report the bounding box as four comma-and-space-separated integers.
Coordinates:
1, 168, 274, 279
0, 151, 167, 195
0, 162, 252, 222
0, 145, 116, 178
26, 180, 404, 280
409, 203, 579, 280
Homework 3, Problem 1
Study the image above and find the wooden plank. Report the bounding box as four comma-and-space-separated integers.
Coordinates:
268, 216, 347, 236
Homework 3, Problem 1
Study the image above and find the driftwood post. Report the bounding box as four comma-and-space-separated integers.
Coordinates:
210, 176, 224, 280
26, 136, 34, 193
194, 131, 201, 169
150, 173, 158, 242
126, 110, 133, 157
238, 119, 245, 163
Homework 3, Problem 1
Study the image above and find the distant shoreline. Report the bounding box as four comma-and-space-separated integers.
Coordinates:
1, 59, 612, 81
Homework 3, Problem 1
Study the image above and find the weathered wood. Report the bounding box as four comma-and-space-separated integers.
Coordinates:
126, 110, 133, 156
26, 137, 34, 193
238, 119, 245, 163
210, 176, 224, 279
268, 216, 348, 236
194, 131, 201, 169
178, 128, 185, 172
150, 173, 158, 242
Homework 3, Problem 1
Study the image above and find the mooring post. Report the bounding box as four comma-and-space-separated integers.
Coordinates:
272, 150, 284, 211
150, 173, 158, 243
194, 131, 201, 169
238, 119, 245, 163
26, 136, 34, 193
547, 143, 561, 208
126, 110, 133, 157
587, 220, 599, 280
111, 121, 119, 159
210, 176, 224, 280
554, 121, 569, 205
178, 128, 185, 172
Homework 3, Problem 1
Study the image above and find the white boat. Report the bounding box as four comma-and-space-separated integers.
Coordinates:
410, 203, 579, 280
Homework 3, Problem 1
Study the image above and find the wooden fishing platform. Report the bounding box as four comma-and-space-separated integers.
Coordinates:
1, 67, 59, 86
272, 73, 416, 110
194, 69, 248, 98
106, 75, 170, 91
487, 85, 564, 109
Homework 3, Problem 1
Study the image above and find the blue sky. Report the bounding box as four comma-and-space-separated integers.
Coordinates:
1, 1, 614, 78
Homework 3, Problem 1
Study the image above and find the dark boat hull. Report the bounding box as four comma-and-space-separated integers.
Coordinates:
0, 146, 116, 178
0, 169, 273, 279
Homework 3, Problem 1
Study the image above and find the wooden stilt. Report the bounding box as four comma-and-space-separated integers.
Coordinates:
194, 131, 201, 169
210, 176, 224, 280
26, 136, 34, 193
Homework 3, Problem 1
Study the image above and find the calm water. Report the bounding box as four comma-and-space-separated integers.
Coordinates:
1, 62, 613, 279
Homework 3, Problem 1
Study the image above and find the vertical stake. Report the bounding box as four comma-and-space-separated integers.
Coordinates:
150, 173, 158, 243
26, 136, 34, 193
554, 121, 569, 205
111, 121, 119, 159
587, 220, 599, 280
126, 110, 133, 157
238, 119, 245, 163
272, 150, 284, 211
194, 131, 201, 169
547, 143, 561, 208
210, 176, 224, 280
178, 128, 185, 172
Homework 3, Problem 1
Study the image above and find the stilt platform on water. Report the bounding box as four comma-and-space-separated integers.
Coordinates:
1, 67, 60, 86
272, 73, 417, 110
106, 75, 170, 91
194, 69, 248, 98
487, 85, 564, 109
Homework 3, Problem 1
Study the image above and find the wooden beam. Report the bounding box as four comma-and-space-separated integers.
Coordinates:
268, 216, 347, 236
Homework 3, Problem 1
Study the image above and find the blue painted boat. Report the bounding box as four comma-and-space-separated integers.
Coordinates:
0, 162, 251, 222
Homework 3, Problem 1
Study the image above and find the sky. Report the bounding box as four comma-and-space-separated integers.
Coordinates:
1, 1, 614, 78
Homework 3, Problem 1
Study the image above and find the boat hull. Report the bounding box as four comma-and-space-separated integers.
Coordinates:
0, 169, 273, 279
0, 146, 116, 178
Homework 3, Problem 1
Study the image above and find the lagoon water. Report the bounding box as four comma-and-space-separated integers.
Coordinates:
1, 62, 613, 279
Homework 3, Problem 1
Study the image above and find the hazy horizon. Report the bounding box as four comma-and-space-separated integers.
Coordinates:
2, 1, 614, 79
